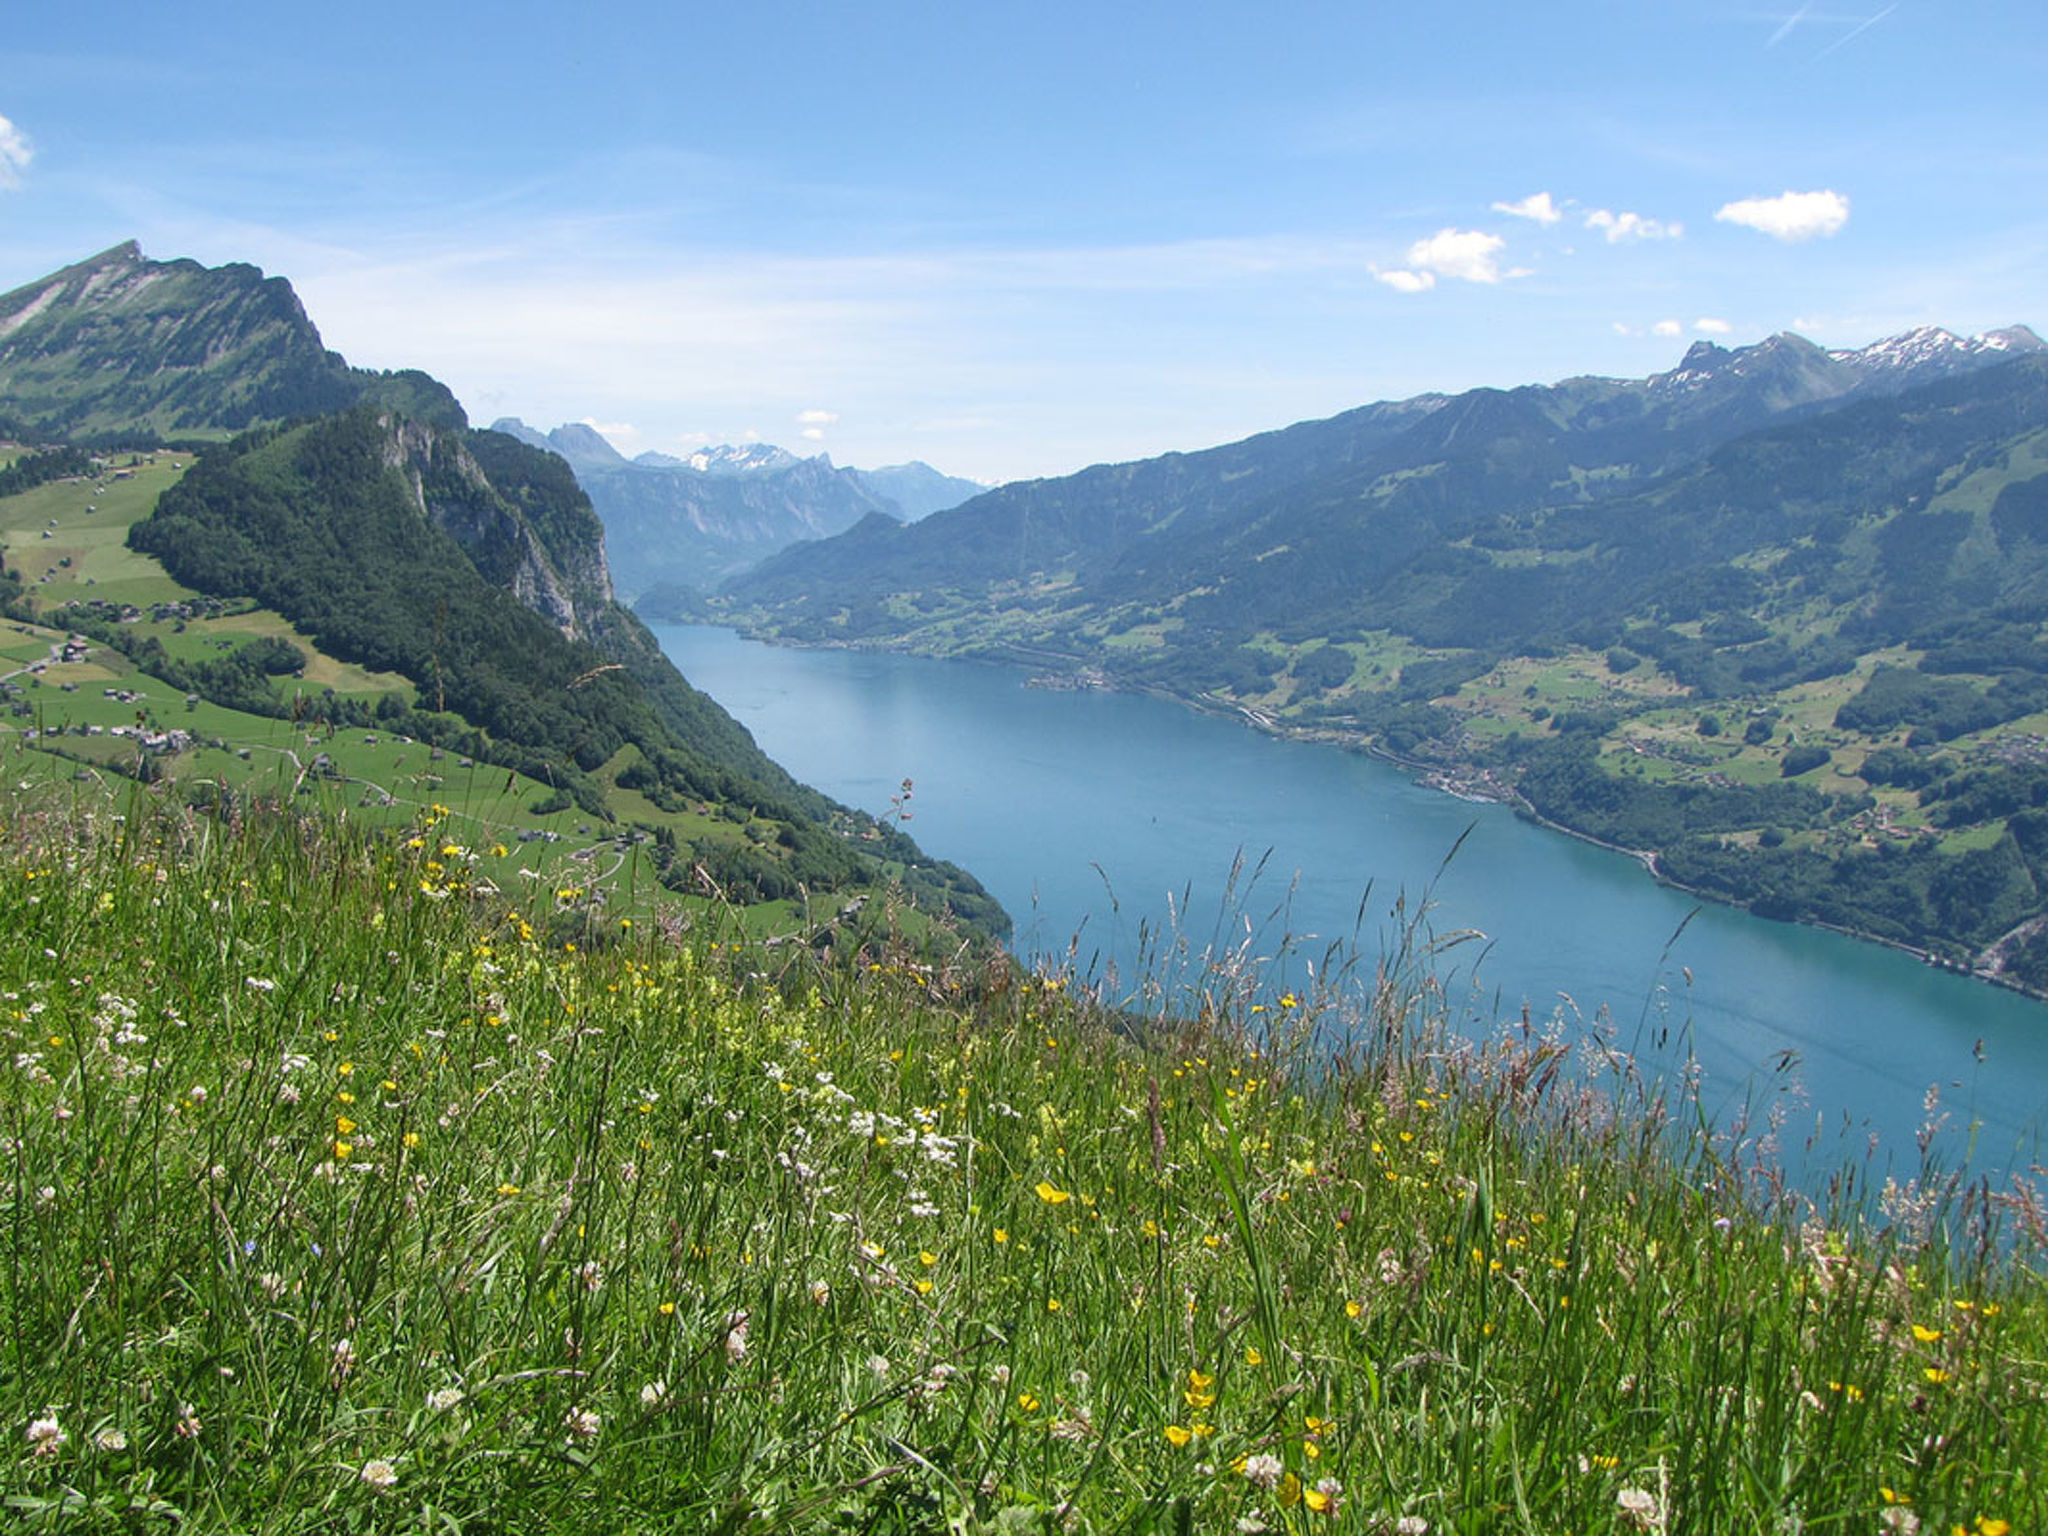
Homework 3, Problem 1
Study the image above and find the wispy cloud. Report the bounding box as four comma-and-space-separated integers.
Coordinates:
1652, 319, 1683, 337
1766, 4, 1813, 47
1817, 4, 1897, 56
1694, 317, 1733, 334
797, 407, 837, 441
0, 113, 33, 190
1492, 192, 1563, 225
1714, 188, 1850, 241
1585, 209, 1682, 243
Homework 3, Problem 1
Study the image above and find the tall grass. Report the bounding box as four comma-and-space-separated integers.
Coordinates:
1, 786, 2041, 1533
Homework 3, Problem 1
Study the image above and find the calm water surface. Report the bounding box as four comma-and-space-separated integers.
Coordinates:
655, 624, 2048, 1189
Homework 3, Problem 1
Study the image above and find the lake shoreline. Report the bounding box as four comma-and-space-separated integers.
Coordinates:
711, 622, 2048, 1007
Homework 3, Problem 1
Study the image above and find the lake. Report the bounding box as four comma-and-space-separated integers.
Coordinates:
654, 623, 2048, 1192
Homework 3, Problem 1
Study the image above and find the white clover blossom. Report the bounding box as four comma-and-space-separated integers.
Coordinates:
359, 1458, 398, 1491
25, 1415, 64, 1457
426, 1387, 465, 1413
563, 1407, 601, 1443
1242, 1452, 1284, 1490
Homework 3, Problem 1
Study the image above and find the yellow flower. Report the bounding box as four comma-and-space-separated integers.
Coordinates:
335, 1115, 357, 1136
1303, 1486, 1331, 1513
919, 1251, 938, 1267
1017, 1393, 1040, 1412
1035, 1181, 1071, 1205
1046, 1298, 1062, 1313
1911, 1323, 1942, 1343
1923, 1367, 1950, 1384
1164, 1424, 1193, 1447
1245, 1347, 1264, 1366
1278, 1472, 1303, 1507
1345, 1300, 1363, 1319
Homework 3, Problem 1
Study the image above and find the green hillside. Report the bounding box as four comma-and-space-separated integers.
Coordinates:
712, 347, 2048, 983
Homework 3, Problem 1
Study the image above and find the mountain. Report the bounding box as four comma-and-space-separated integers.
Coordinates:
0, 243, 1005, 938
718, 326, 2045, 644
852, 460, 986, 520
0, 240, 463, 442
487, 420, 980, 599
713, 326, 2048, 983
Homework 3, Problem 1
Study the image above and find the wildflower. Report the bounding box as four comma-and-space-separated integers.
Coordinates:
991, 1365, 1012, 1388
426, 1387, 465, 1413
1394, 1520, 1431, 1536
1911, 1323, 1941, 1343
809, 1280, 832, 1307
1305, 1478, 1342, 1515
867, 1355, 891, 1378
330, 1338, 357, 1384
1242, 1453, 1284, 1491
1879, 1510, 1920, 1535
175, 1406, 202, 1440
1164, 1424, 1194, 1447
723, 1310, 751, 1362
25, 1415, 64, 1457
359, 1458, 398, 1492
1016, 1393, 1040, 1412
639, 1381, 668, 1410
92, 1427, 127, 1453
575, 1259, 604, 1293
1616, 1487, 1663, 1530
1035, 1181, 1071, 1205
563, 1407, 601, 1443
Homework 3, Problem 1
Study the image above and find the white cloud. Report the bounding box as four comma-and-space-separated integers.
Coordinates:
796, 408, 838, 426
1713, 189, 1850, 241
1652, 319, 1683, 337
1693, 317, 1732, 334
0, 113, 32, 190
800, 427, 826, 441
580, 417, 639, 442
1584, 209, 1682, 244
1492, 192, 1563, 225
1405, 228, 1507, 284
1374, 267, 1436, 293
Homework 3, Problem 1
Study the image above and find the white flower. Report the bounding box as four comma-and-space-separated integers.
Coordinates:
990, 1364, 1012, 1388
575, 1259, 604, 1293
174, 1406, 202, 1440
1394, 1520, 1431, 1536
425, 1387, 465, 1413
866, 1354, 891, 1378
723, 1310, 751, 1362
330, 1338, 357, 1383
1242, 1452, 1284, 1490
809, 1279, 832, 1307
359, 1458, 398, 1491
1879, 1507, 1920, 1535
639, 1380, 668, 1410
244, 977, 276, 993
91, 1427, 127, 1453
1616, 1488, 1664, 1530
25, 1415, 64, 1457
563, 1407, 601, 1443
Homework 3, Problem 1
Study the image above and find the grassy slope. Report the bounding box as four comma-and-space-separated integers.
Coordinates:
0, 453, 957, 943
0, 790, 2040, 1534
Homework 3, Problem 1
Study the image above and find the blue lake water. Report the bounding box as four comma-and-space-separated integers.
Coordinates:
654, 623, 2048, 1193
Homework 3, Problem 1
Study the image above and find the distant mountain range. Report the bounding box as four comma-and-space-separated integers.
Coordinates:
711, 320, 2048, 985
489, 417, 983, 598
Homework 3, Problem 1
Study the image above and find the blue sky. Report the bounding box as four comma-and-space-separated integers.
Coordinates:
3, 1, 2044, 482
